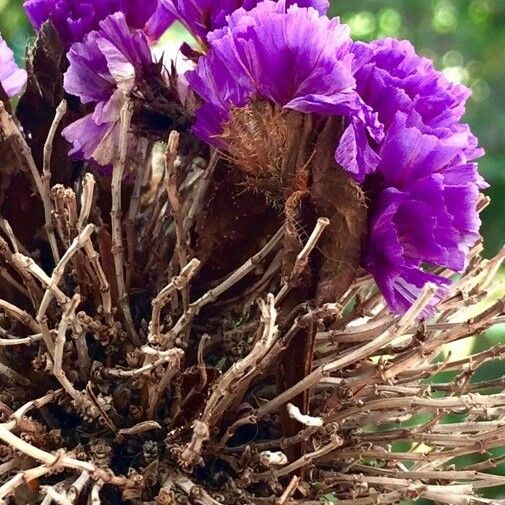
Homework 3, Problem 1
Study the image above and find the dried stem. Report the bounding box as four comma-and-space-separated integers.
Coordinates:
37, 224, 95, 320
0, 102, 59, 262
181, 294, 278, 467
0, 427, 137, 492
125, 141, 150, 289
0, 298, 40, 332
111, 100, 140, 345
256, 283, 438, 419
82, 238, 112, 316
77, 173, 96, 231
165, 226, 284, 346
53, 294, 85, 405
149, 258, 200, 345
42, 100, 68, 263
165, 131, 190, 309
276, 216, 330, 303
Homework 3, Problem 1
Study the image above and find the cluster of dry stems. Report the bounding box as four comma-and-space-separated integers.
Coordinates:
0, 94, 504, 505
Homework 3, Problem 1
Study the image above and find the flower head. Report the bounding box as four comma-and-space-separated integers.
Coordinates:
0, 35, 27, 97
186, 0, 382, 183
161, 0, 330, 42
364, 113, 483, 313
353, 39, 486, 313
62, 12, 153, 165
355, 38, 484, 167
24, 0, 159, 44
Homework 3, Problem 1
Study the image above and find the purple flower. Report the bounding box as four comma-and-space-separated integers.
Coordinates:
364, 113, 483, 313
24, 0, 159, 44
62, 12, 153, 165
354, 39, 486, 313
159, 0, 329, 42
0, 35, 27, 97
355, 38, 484, 168
186, 0, 382, 180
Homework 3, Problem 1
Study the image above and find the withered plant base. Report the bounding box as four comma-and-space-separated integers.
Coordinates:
0, 91, 505, 505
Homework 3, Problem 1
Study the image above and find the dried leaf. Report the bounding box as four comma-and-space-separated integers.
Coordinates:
0, 100, 43, 256
193, 162, 282, 289
0, 82, 12, 113
173, 366, 221, 426
0, 95, 17, 206
16, 21, 78, 188
310, 117, 367, 304
277, 117, 367, 466
1, 22, 78, 255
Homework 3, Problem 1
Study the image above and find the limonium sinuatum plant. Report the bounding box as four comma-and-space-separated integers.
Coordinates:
0, 1, 503, 504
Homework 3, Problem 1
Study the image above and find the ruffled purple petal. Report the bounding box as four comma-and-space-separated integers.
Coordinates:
355, 37, 484, 171
377, 113, 462, 188
163, 0, 329, 41
144, 1, 176, 40
62, 112, 119, 165
62, 12, 152, 165
364, 187, 451, 314
0, 35, 27, 97
335, 118, 381, 180
192, 102, 229, 147
364, 120, 482, 314
64, 33, 113, 104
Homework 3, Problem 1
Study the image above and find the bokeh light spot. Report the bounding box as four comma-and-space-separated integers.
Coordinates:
469, 0, 491, 25
345, 11, 376, 39
378, 8, 401, 37
433, 0, 458, 33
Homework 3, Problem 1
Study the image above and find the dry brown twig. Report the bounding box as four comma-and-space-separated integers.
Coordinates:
125, 139, 151, 290
111, 99, 140, 345
42, 99, 68, 263
180, 293, 278, 468
77, 172, 96, 231
164, 225, 285, 348
256, 283, 439, 420
165, 131, 190, 308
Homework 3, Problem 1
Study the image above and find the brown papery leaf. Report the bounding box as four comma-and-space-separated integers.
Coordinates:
193, 161, 282, 291
310, 116, 367, 304
278, 116, 368, 465
0, 82, 17, 206
16, 21, 77, 188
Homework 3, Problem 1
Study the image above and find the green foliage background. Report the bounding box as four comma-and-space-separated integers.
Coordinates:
1, 0, 504, 257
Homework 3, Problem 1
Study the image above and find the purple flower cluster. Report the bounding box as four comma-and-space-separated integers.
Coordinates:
158, 0, 329, 42
354, 39, 486, 311
26, 0, 484, 314
61, 13, 153, 166
186, 1, 382, 179
186, 0, 485, 313
24, 0, 160, 44
0, 35, 27, 97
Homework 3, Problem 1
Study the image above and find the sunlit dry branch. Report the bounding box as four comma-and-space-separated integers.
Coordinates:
111, 100, 140, 346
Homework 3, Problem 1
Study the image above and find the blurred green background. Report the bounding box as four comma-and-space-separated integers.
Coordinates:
1, 0, 503, 255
